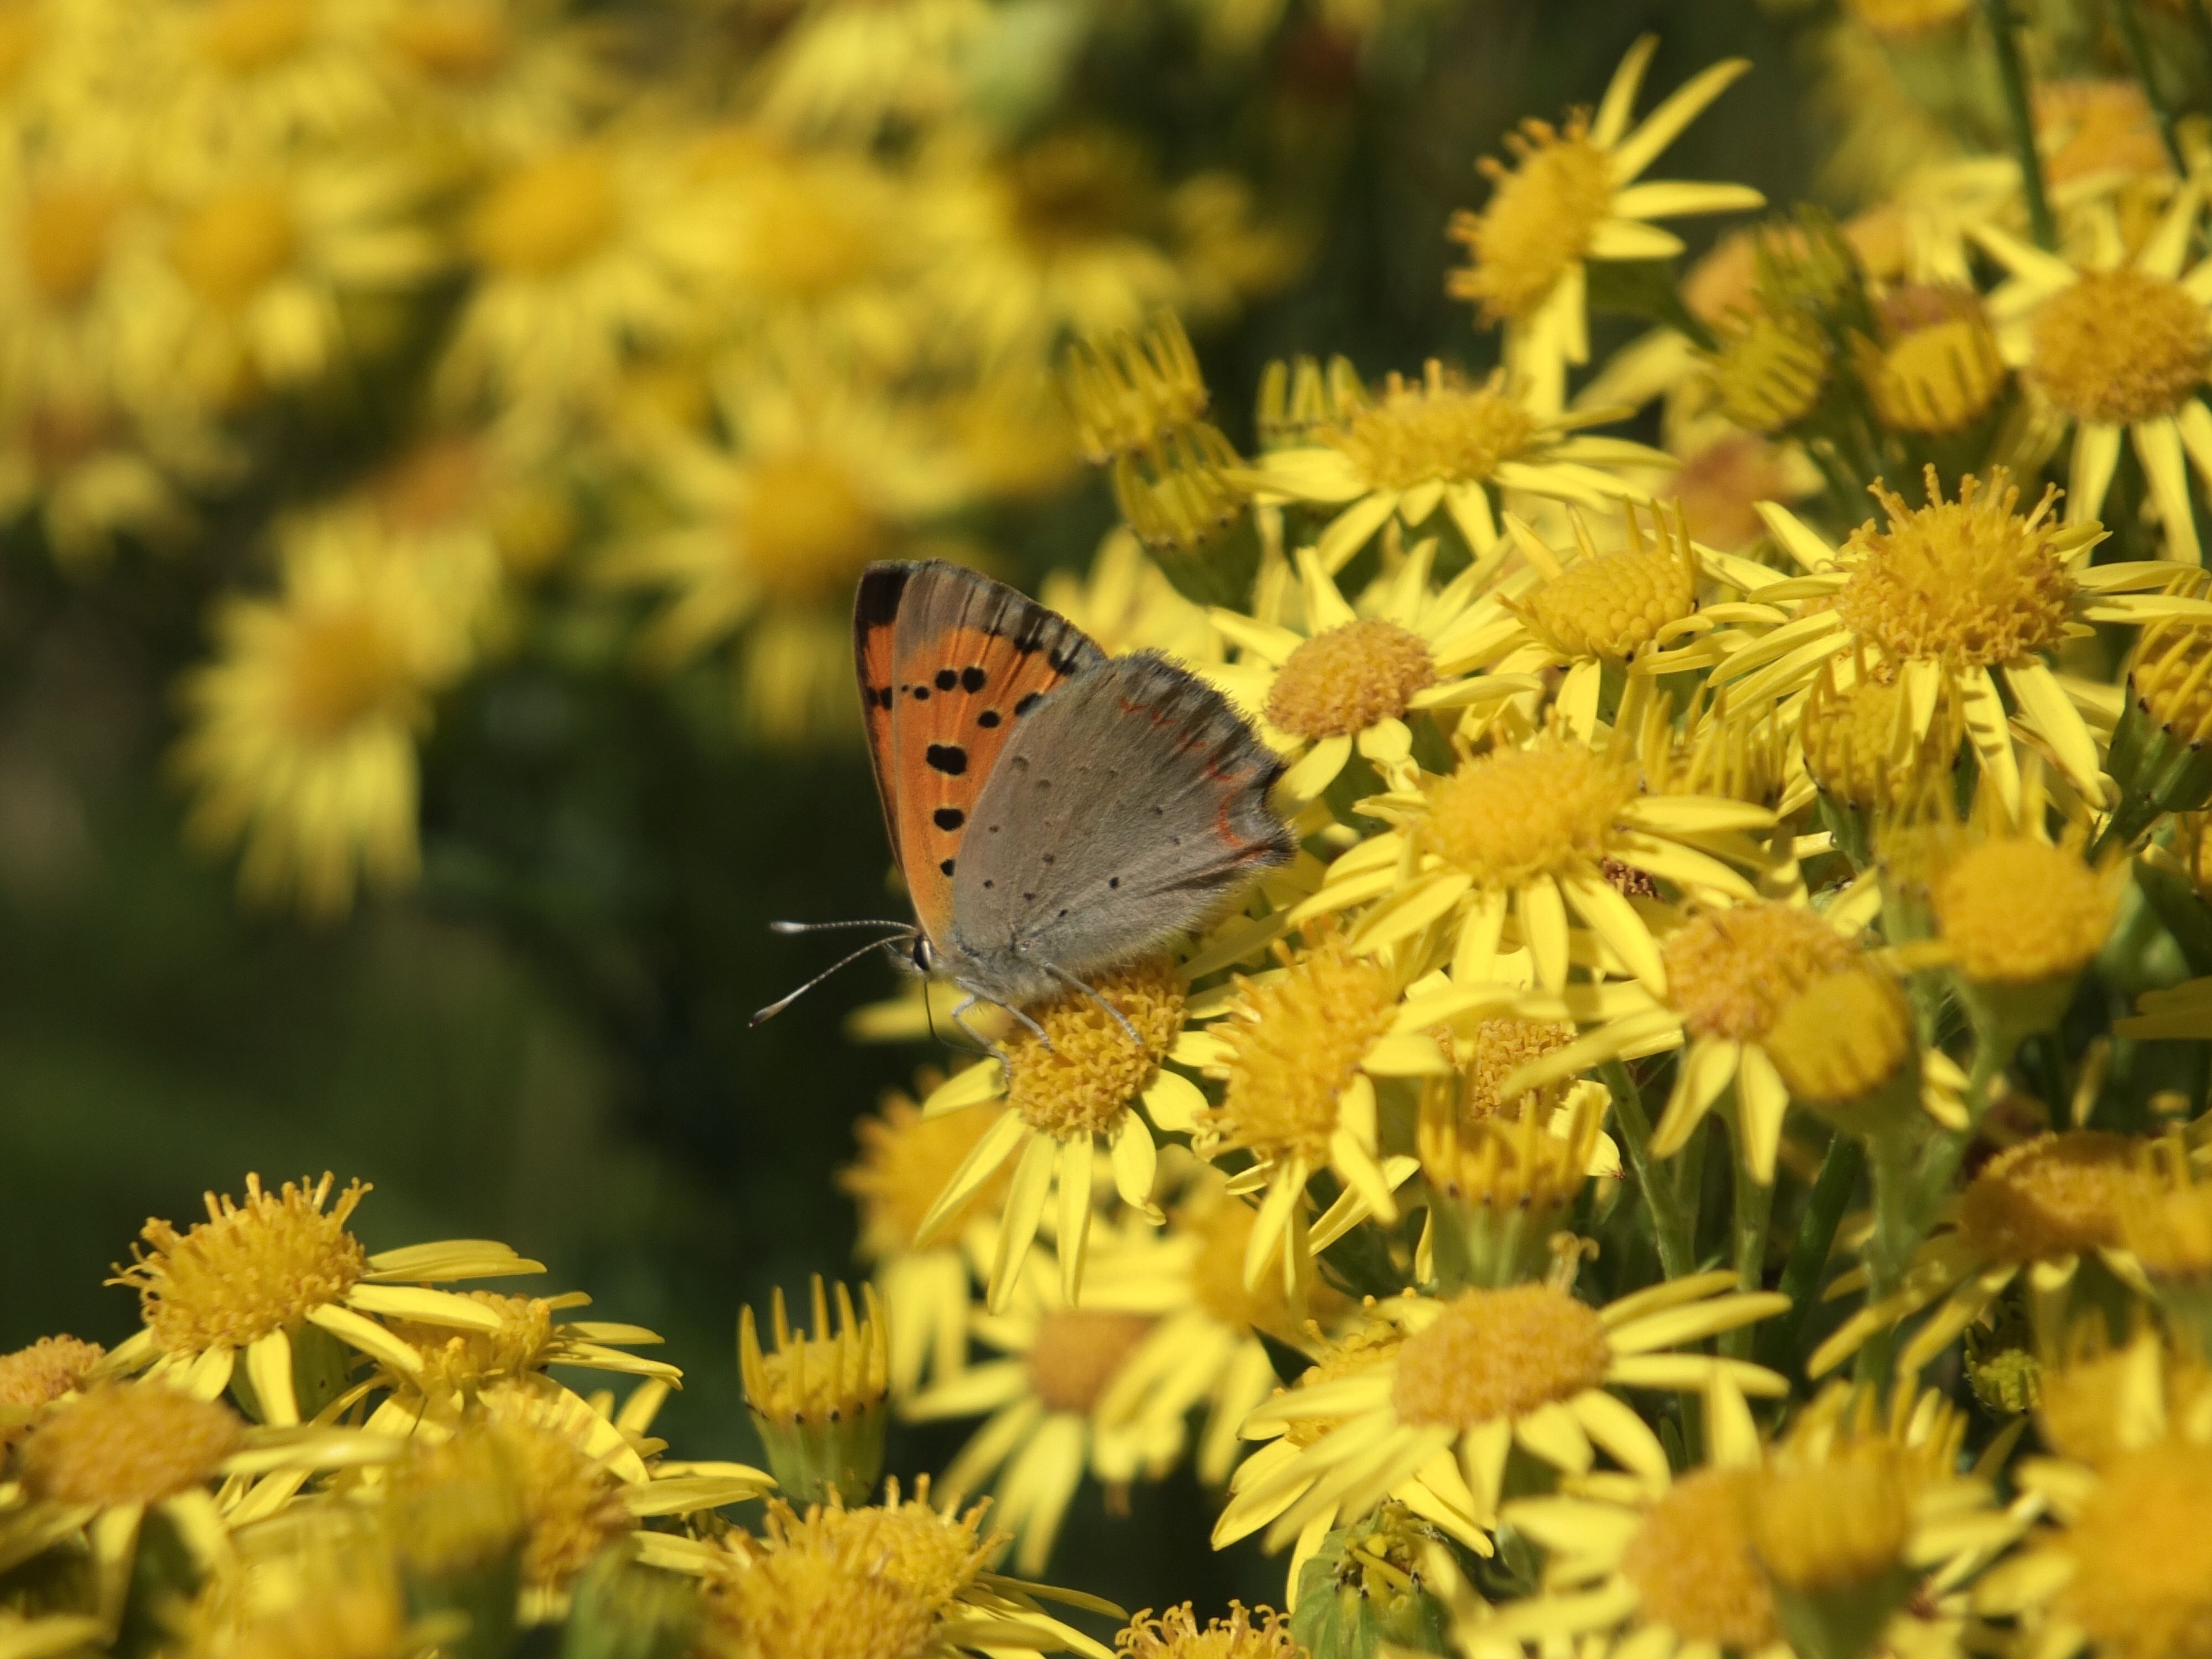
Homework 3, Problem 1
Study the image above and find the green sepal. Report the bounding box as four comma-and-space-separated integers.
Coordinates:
750, 1401, 887, 1508
559, 1548, 703, 1659
1290, 1504, 1454, 1659
1770, 1565, 1918, 1659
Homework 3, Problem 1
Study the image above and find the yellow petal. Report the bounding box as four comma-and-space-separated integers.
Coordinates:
987, 1132, 1058, 1314
1141, 1068, 1207, 1134
916, 1108, 1026, 1246
243, 1331, 298, 1428
923, 1060, 1008, 1119
346, 1285, 507, 1331
1653, 1037, 1739, 1157
1056, 1137, 1095, 1305
1520, 875, 1571, 990
1110, 1110, 1161, 1221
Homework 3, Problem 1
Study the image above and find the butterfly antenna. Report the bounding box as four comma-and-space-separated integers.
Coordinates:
751, 931, 911, 1026
769, 918, 913, 934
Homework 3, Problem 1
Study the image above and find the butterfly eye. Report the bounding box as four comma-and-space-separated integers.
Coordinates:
910, 937, 935, 973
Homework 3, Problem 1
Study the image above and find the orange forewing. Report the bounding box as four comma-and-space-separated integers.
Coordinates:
883, 624, 1087, 941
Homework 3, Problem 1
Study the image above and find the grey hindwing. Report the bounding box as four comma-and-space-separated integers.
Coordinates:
948, 651, 1294, 985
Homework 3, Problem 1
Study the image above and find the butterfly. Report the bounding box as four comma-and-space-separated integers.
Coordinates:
756, 559, 1296, 1045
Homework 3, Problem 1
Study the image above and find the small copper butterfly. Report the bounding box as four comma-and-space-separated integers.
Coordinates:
755, 559, 1295, 1041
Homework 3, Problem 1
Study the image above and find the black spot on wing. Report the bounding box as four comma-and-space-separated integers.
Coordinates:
962, 666, 988, 692
933, 807, 964, 831
935, 668, 958, 691
977, 709, 1001, 728
926, 744, 967, 776
939, 858, 956, 877
910, 685, 930, 701
1014, 692, 1043, 717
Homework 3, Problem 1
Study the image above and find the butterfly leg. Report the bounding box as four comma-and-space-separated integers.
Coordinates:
949, 990, 1051, 1064
1037, 959, 1143, 1048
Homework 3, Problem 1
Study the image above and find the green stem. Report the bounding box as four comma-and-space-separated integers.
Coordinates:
1603, 1060, 1697, 1280
1764, 1134, 1865, 1377
1858, 1129, 1924, 1388
1724, 1110, 1776, 1360
1979, 0, 2058, 249
2114, 0, 2189, 171
1911, 1027, 2015, 1217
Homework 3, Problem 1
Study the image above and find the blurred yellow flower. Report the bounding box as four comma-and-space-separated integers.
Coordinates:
174, 507, 477, 915
607, 359, 972, 742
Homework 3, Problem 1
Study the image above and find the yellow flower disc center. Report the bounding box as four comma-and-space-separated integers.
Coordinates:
1119, 1603, 1303, 1658
1463, 1016, 1578, 1121
718, 1540, 938, 1659
2031, 268, 2211, 427
2135, 612, 2212, 745
2060, 1442, 2212, 1659
1026, 1308, 1152, 1414
1933, 837, 2114, 984
284, 611, 418, 741
1003, 958, 1183, 1138
1330, 376, 1538, 491
19, 1383, 244, 1506
1800, 670, 1961, 812
386, 2, 510, 81
1390, 1285, 1610, 1428
1833, 471, 2077, 671
22, 184, 119, 307
388, 1292, 554, 1399
816, 1493, 997, 1608
1264, 618, 1436, 740
1662, 903, 1859, 1041
483, 1408, 634, 1589
199, 0, 314, 72
1206, 939, 1398, 1165
0, 1335, 104, 1415
171, 186, 296, 310
1453, 123, 1611, 324
1749, 1441, 1915, 1593
1522, 545, 1698, 661
735, 451, 898, 606
114, 1172, 368, 1355
469, 150, 619, 278
1418, 742, 1636, 888
387, 1428, 527, 1577
1955, 1131, 2136, 1264
1620, 1467, 1781, 1649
